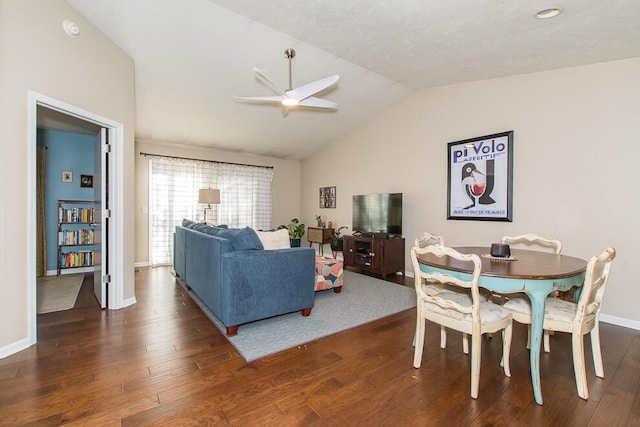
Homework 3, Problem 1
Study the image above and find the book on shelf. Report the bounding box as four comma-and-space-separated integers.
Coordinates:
58, 229, 95, 245
59, 250, 94, 268
58, 206, 95, 223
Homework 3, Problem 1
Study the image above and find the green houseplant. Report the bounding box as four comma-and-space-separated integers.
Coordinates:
330, 226, 348, 252
278, 218, 306, 247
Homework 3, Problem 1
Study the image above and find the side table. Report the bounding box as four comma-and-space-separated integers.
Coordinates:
307, 227, 333, 256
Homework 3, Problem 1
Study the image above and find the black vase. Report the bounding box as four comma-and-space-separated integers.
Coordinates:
290, 238, 301, 248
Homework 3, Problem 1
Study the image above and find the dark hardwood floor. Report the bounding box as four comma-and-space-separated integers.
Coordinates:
1, 266, 639, 426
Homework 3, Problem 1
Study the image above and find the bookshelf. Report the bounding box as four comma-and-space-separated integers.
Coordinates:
57, 199, 98, 275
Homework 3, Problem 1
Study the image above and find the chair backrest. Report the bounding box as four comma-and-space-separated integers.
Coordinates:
501, 233, 562, 254
414, 231, 444, 248
410, 245, 482, 322
574, 247, 616, 327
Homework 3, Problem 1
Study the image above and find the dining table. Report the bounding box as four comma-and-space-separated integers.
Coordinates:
416, 246, 587, 405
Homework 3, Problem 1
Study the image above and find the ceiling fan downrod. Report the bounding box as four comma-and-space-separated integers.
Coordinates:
284, 48, 295, 91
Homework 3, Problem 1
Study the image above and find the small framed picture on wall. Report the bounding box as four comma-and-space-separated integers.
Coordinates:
61, 170, 73, 182
80, 174, 94, 188
319, 186, 336, 208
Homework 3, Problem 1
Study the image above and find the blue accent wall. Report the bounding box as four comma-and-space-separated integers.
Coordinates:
38, 129, 98, 272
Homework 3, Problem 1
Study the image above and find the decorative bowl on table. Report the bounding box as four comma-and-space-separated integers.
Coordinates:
490, 243, 511, 258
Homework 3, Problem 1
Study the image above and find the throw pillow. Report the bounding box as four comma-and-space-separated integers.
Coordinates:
255, 228, 291, 250
182, 218, 196, 228
215, 227, 264, 251
192, 223, 210, 233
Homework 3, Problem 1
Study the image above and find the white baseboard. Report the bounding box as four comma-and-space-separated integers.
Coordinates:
120, 296, 137, 309
0, 337, 32, 360
134, 261, 151, 268
599, 314, 640, 331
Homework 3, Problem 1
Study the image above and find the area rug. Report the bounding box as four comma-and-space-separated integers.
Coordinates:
37, 274, 84, 314
184, 270, 416, 362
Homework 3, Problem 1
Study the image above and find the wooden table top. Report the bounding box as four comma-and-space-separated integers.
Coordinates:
416, 246, 587, 280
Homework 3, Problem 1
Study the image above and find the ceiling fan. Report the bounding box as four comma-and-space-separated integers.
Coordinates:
234, 48, 339, 110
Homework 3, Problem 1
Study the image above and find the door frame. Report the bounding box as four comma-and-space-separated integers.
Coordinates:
27, 91, 127, 344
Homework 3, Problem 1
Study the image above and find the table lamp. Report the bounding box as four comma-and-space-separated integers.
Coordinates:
198, 188, 220, 222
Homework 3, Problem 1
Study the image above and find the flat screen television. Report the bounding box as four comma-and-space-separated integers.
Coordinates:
352, 193, 403, 237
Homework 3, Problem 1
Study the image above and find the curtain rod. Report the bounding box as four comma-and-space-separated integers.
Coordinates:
139, 152, 273, 169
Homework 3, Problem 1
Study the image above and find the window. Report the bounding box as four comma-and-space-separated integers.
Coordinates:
148, 155, 273, 265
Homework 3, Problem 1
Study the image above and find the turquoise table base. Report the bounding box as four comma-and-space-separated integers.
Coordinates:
419, 264, 585, 405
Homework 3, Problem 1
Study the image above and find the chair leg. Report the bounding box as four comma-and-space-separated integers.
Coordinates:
543, 330, 551, 353
440, 326, 447, 349
413, 306, 425, 368
502, 324, 512, 377
591, 324, 604, 378
462, 333, 469, 354
572, 332, 589, 400
470, 333, 481, 399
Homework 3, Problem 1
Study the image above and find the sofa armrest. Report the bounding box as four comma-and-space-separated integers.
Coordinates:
220, 247, 316, 326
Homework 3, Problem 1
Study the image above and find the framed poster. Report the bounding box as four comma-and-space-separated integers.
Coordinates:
447, 131, 513, 221
319, 186, 336, 208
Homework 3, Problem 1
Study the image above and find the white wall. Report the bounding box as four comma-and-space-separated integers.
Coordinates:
0, 0, 136, 354
134, 140, 301, 264
302, 58, 640, 324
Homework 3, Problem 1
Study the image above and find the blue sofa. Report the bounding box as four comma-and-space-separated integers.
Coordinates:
174, 223, 316, 335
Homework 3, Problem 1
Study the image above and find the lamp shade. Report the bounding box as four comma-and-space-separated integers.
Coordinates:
198, 188, 220, 204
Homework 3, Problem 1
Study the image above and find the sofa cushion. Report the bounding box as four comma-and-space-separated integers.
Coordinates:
201, 225, 227, 236
182, 218, 197, 228
255, 228, 291, 250
192, 223, 210, 233
214, 226, 264, 251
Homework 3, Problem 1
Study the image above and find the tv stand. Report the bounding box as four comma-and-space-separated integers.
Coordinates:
343, 235, 405, 279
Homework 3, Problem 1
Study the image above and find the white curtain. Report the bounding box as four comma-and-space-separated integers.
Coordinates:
148, 155, 273, 265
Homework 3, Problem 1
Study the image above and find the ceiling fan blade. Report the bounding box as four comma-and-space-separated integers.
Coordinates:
233, 95, 283, 104
253, 67, 286, 96
287, 75, 339, 102
297, 97, 338, 109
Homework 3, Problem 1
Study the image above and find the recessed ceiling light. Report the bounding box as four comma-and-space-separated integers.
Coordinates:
535, 8, 562, 19
63, 20, 80, 37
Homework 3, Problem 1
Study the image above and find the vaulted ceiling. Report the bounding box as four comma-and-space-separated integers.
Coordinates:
65, 0, 640, 160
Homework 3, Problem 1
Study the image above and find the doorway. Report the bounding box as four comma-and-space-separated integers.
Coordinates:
27, 91, 127, 345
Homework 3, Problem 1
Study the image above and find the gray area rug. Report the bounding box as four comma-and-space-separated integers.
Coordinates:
185, 270, 416, 362
37, 274, 84, 313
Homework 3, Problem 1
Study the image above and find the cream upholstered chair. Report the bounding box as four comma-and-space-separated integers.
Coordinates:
411, 245, 513, 399
503, 247, 615, 400
500, 233, 563, 351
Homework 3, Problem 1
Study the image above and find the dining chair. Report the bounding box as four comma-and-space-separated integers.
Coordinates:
501, 232, 562, 254
500, 233, 563, 352
414, 231, 445, 296
414, 231, 475, 352
410, 245, 513, 399
503, 247, 615, 400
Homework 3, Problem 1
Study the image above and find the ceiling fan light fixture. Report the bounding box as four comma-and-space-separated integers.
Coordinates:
535, 8, 562, 19
281, 97, 299, 106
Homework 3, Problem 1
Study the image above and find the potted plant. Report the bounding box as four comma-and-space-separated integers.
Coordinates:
278, 218, 306, 247
330, 226, 348, 252
315, 214, 325, 228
